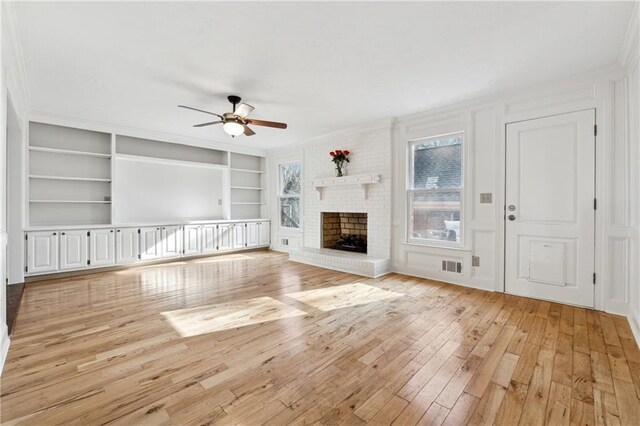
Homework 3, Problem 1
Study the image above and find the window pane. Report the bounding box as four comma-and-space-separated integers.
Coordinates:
280, 163, 301, 196
280, 197, 300, 228
410, 190, 461, 243
412, 134, 462, 189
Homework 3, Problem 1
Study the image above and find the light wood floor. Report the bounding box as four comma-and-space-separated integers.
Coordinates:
1, 250, 639, 425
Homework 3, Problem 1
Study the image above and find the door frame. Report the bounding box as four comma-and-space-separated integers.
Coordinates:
495, 93, 609, 313
501, 108, 597, 307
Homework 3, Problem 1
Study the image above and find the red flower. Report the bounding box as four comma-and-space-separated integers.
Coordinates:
344, 150, 350, 156
336, 150, 343, 155
330, 151, 335, 156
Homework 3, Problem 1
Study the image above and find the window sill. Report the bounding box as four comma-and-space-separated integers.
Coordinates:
401, 241, 470, 252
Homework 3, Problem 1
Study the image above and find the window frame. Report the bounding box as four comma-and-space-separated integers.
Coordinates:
406, 131, 465, 249
278, 161, 302, 230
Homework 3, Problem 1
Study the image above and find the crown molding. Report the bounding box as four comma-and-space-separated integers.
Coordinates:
619, 2, 639, 71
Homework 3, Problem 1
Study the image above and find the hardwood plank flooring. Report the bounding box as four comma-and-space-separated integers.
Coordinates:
1, 250, 639, 425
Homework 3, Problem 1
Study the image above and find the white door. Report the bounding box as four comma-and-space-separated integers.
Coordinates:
232, 223, 246, 249
505, 110, 595, 308
60, 230, 88, 270
202, 224, 217, 253
258, 221, 270, 246
26, 231, 59, 274
217, 224, 233, 251
116, 228, 139, 264
162, 226, 183, 258
246, 223, 259, 248
184, 225, 202, 255
140, 227, 162, 260
90, 229, 116, 267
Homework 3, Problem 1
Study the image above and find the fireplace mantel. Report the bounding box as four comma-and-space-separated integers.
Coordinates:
312, 174, 381, 200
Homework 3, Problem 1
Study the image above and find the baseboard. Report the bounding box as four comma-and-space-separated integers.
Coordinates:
628, 311, 640, 349
0, 323, 10, 376
391, 265, 495, 293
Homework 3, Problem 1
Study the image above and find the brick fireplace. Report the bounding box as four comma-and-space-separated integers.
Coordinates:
322, 212, 367, 253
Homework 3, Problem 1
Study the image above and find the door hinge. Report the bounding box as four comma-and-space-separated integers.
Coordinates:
594, 198, 597, 210
87, 231, 90, 237
25, 266, 28, 273
138, 254, 141, 259
87, 260, 91, 265
594, 124, 598, 137
25, 234, 28, 240
593, 273, 596, 285
138, 229, 141, 234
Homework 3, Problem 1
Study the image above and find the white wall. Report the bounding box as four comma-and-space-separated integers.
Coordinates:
1, 1, 31, 374
269, 65, 635, 320
620, 4, 640, 341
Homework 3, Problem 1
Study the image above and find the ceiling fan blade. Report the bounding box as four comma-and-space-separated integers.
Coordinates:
246, 119, 287, 129
234, 103, 255, 118
243, 125, 256, 136
193, 121, 222, 128
178, 105, 223, 119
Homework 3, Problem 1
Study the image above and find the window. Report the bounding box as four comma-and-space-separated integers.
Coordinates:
279, 162, 302, 229
408, 132, 464, 247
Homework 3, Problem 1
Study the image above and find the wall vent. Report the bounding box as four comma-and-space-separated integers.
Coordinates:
281, 238, 289, 246
442, 260, 462, 273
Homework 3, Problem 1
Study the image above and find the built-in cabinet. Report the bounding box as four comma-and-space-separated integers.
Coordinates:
24, 220, 270, 276
116, 228, 139, 264
89, 229, 116, 267
60, 230, 87, 270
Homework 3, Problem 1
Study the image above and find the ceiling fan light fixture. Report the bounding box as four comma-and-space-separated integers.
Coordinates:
223, 120, 245, 137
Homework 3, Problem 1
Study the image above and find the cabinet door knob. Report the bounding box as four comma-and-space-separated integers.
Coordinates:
117, 230, 120, 232
53, 232, 57, 236
110, 230, 114, 233
61, 232, 65, 235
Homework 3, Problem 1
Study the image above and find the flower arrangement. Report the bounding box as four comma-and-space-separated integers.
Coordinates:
329, 149, 350, 177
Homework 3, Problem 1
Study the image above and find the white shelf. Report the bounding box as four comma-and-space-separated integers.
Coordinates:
29, 175, 112, 182
30, 200, 112, 204
313, 174, 381, 200
29, 146, 111, 158
230, 202, 265, 205
230, 167, 265, 174
230, 186, 265, 190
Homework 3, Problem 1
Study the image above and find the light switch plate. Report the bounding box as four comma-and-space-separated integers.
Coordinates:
480, 193, 492, 204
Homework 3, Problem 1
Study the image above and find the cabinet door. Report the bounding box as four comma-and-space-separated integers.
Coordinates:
246, 223, 259, 248
162, 226, 183, 258
140, 227, 162, 260
217, 224, 233, 251
116, 228, 139, 264
90, 229, 116, 267
258, 222, 271, 246
60, 230, 88, 270
184, 225, 202, 255
232, 223, 246, 249
27, 231, 59, 274
202, 225, 217, 253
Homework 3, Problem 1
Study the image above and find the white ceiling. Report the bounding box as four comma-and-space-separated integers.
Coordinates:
14, 1, 634, 150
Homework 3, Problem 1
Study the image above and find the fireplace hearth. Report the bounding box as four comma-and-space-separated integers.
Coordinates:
322, 212, 367, 254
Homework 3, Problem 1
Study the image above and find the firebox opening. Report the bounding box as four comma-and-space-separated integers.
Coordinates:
322, 212, 367, 254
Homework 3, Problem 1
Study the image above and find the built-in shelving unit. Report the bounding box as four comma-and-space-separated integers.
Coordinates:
27, 120, 269, 227
28, 122, 113, 226
229, 153, 267, 220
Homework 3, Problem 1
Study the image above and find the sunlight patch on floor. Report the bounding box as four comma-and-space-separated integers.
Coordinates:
286, 283, 404, 311
161, 296, 307, 337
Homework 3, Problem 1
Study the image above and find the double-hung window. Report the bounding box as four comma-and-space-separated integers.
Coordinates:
279, 162, 302, 229
408, 132, 464, 247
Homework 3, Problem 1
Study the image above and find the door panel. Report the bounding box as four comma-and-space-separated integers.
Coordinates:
259, 222, 270, 246
233, 223, 246, 249
161, 226, 182, 258
27, 231, 59, 274
505, 110, 595, 308
184, 225, 202, 255
217, 224, 233, 251
140, 227, 162, 260
116, 228, 139, 264
90, 229, 115, 266
246, 223, 259, 248
202, 225, 217, 253
60, 230, 87, 270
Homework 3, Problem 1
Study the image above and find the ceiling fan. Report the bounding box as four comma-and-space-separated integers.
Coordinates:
179, 95, 287, 137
